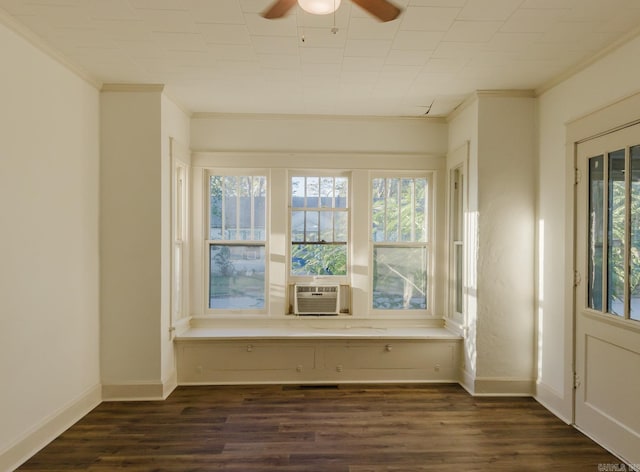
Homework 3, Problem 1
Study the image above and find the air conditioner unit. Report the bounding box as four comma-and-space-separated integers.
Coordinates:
294, 284, 340, 315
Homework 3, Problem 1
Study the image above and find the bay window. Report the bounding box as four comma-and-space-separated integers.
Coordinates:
193, 156, 441, 318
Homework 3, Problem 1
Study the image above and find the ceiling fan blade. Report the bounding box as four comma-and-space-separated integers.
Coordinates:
262, 0, 298, 19
351, 0, 402, 22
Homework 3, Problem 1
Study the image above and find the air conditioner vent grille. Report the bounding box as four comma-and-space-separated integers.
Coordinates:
294, 284, 340, 315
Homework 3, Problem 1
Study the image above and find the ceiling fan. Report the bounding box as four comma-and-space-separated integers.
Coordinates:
262, 0, 402, 22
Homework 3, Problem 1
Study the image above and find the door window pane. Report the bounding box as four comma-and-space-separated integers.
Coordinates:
588, 156, 604, 311
631, 146, 640, 321
607, 150, 626, 316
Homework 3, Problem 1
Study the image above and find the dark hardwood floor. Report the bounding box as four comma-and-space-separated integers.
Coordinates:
17, 384, 622, 471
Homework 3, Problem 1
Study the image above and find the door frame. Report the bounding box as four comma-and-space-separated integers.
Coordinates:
566, 90, 640, 424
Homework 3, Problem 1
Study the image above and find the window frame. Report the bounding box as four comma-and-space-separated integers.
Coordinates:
369, 171, 434, 317
191, 151, 445, 320
449, 164, 466, 324
287, 170, 351, 286
205, 169, 269, 315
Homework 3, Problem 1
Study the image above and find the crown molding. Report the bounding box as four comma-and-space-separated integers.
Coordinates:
101, 83, 165, 93
446, 93, 477, 122
191, 111, 447, 124
0, 7, 101, 90
475, 89, 536, 98
162, 87, 193, 118
536, 24, 640, 96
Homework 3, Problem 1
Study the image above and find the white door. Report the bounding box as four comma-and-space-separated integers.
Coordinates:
575, 124, 640, 466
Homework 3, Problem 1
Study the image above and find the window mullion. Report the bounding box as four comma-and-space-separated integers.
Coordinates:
235, 178, 241, 240
625, 146, 632, 320
250, 176, 255, 240
220, 178, 226, 240
396, 179, 401, 242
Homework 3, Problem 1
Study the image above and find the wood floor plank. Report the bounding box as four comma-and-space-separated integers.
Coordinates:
16, 384, 623, 471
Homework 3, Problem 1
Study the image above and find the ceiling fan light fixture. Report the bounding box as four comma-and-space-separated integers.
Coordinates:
297, 0, 341, 15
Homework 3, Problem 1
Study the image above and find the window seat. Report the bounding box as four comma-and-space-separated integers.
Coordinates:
175, 322, 463, 385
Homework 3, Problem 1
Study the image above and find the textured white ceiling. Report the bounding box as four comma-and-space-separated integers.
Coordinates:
1, 0, 640, 116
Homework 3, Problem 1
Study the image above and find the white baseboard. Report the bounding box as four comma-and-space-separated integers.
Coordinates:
102, 382, 165, 401
458, 374, 535, 397
0, 383, 101, 472
103, 373, 178, 401
459, 368, 476, 395
163, 370, 178, 399
535, 381, 572, 424
472, 377, 534, 396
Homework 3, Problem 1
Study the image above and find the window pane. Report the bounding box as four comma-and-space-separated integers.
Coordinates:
386, 178, 399, 242
291, 211, 305, 242
224, 176, 238, 239
631, 146, 640, 321
305, 211, 319, 242
253, 176, 266, 240
455, 243, 463, 314
319, 211, 334, 242
334, 212, 347, 242
335, 177, 348, 208
320, 177, 334, 208
416, 178, 427, 242
588, 155, 604, 312
209, 244, 265, 310
210, 176, 223, 240
291, 244, 347, 276
373, 246, 427, 310
238, 176, 251, 240
607, 150, 625, 317
306, 177, 319, 208
292, 177, 305, 207
400, 178, 414, 241
452, 169, 462, 242
372, 178, 385, 242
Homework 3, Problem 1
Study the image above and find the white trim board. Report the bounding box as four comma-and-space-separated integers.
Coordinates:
102, 377, 177, 402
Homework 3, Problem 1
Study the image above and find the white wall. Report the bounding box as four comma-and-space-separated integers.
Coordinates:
0, 18, 101, 470
191, 113, 448, 155
536, 35, 640, 420
100, 88, 163, 398
447, 94, 536, 395
476, 95, 536, 392
100, 87, 190, 400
